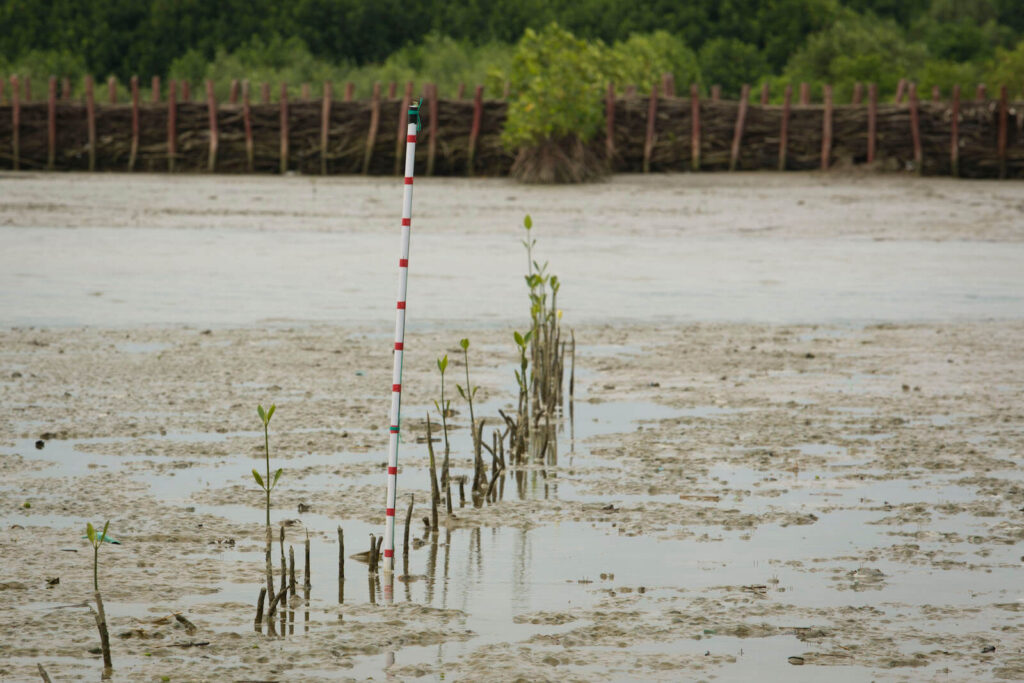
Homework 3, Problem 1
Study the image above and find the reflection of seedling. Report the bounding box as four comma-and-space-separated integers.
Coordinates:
434, 355, 453, 514
253, 404, 280, 622
86, 521, 113, 674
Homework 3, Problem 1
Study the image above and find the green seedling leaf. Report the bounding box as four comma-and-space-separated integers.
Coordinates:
257, 404, 266, 423
459, 338, 469, 351
272, 468, 282, 488
252, 469, 264, 488
514, 331, 524, 347
100, 520, 110, 544
472, 387, 479, 397
456, 385, 467, 400
81, 532, 121, 544
524, 214, 532, 230
437, 355, 448, 373
266, 404, 275, 422
86, 522, 96, 545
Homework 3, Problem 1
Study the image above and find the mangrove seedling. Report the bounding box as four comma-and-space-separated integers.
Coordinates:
254, 403, 281, 619
86, 521, 113, 674
457, 338, 485, 493
434, 355, 453, 514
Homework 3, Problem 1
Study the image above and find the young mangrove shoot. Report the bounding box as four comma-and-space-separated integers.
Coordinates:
254, 403, 280, 619
86, 521, 113, 674
457, 338, 484, 494
434, 354, 453, 514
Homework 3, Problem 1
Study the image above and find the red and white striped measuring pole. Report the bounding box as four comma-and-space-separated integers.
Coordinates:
382, 99, 421, 580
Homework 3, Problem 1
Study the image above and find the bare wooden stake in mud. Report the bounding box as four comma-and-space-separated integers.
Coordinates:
403, 494, 414, 559
254, 586, 266, 628
47, 76, 56, 170
852, 82, 863, 104
168, 80, 177, 172
867, 83, 878, 164
729, 83, 749, 172
242, 80, 254, 172
605, 82, 616, 161
821, 83, 833, 170
337, 526, 345, 580
690, 83, 701, 171
289, 545, 296, 595
950, 84, 961, 177
779, 84, 791, 171
997, 85, 1008, 179
426, 83, 438, 176
279, 82, 289, 174
363, 82, 381, 174
321, 80, 332, 175
37, 663, 52, 682
908, 83, 922, 174
643, 83, 658, 173
85, 75, 96, 171
278, 527, 287, 608
468, 85, 483, 176
304, 533, 311, 590
129, 76, 139, 171
151, 75, 160, 103
426, 414, 440, 528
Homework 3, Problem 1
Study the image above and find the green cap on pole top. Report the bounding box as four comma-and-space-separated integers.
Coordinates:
408, 98, 423, 132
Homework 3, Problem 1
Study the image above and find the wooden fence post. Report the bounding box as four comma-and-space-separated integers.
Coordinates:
931, 85, 940, 102
821, 83, 833, 170
895, 78, 906, 104
998, 84, 1008, 179
426, 82, 438, 176
151, 76, 160, 103
47, 76, 56, 170
643, 83, 659, 173
168, 80, 177, 172
301, 83, 311, 101
108, 76, 117, 103
321, 80, 332, 175
387, 81, 396, 98
975, 83, 986, 101
867, 83, 877, 164
182, 81, 190, 102
690, 83, 701, 171
363, 82, 380, 174
279, 82, 288, 174
10, 76, 18, 170
344, 82, 354, 101
760, 82, 769, 105
85, 75, 96, 171
61, 77, 70, 101
799, 82, 810, 105
605, 82, 615, 161
779, 84, 791, 171
457, 83, 466, 99
24, 76, 31, 102
395, 81, 412, 175
950, 84, 960, 177
729, 83, 750, 171
129, 76, 139, 171
261, 82, 270, 104
229, 79, 239, 104
243, 80, 254, 172
662, 72, 675, 97
908, 82, 922, 174
468, 84, 483, 176
852, 82, 863, 105
710, 84, 721, 101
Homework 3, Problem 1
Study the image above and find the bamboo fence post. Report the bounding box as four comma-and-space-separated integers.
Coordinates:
909, 82, 921, 174
243, 80, 254, 172
852, 82, 863, 105
61, 76, 70, 101
951, 84, 960, 177
129, 76, 139, 171
867, 83, 878, 164
975, 83, 986, 101
799, 82, 810, 105
779, 84, 791, 171
85, 75, 96, 171
760, 82, 769, 105
467, 84, 483, 176
229, 79, 239, 104
388, 81, 396, 98
321, 80, 332, 175
426, 83, 438, 176
605, 82, 616, 161
710, 84, 721, 101
643, 83, 658, 173
363, 82, 381, 174
821, 83, 833, 170
895, 78, 907, 103
730, 83, 750, 171
457, 83, 466, 99
10, 76, 18, 170
151, 75, 160, 103
107, 76, 116, 103
207, 79, 218, 172
279, 82, 289, 174
301, 82, 311, 100
344, 82, 354, 101
932, 85, 940, 102
47, 76, 56, 170
998, 84, 1008, 179
690, 83, 701, 171
662, 72, 675, 97
168, 80, 177, 172
395, 81, 412, 175
182, 81, 190, 102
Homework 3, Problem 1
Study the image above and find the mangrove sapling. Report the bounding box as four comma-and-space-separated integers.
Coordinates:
86, 521, 113, 674
425, 413, 441, 529
434, 355, 453, 514
457, 338, 486, 494
253, 404, 282, 619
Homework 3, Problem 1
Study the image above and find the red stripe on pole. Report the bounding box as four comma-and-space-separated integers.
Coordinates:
392, 384, 401, 392
384, 549, 394, 558
407, 134, 416, 143
397, 301, 406, 309
388, 466, 397, 474
399, 258, 408, 267
401, 218, 411, 226
386, 508, 395, 516
394, 342, 404, 350
404, 177, 413, 185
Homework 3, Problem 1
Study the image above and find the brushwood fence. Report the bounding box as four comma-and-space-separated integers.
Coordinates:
1, 76, 1022, 179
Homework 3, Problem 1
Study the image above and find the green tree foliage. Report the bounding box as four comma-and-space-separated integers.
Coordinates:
699, 38, 768, 97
